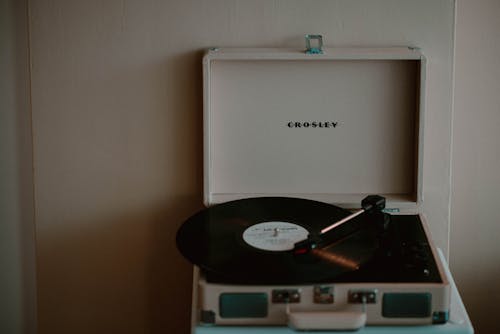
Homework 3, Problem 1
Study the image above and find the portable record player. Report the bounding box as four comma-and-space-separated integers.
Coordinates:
177, 41, 456, 331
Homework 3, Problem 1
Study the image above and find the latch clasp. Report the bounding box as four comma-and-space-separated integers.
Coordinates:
305, 34, 324, 54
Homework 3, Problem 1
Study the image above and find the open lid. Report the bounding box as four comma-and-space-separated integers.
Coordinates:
203, 47, 425, 209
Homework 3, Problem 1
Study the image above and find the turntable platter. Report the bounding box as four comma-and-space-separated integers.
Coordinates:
176, 197, 380, 284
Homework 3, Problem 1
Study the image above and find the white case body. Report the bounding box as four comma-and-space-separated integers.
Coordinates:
193, 47, 450, 330
195, 216, 450, 328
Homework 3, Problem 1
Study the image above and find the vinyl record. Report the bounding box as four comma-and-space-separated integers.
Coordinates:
176, 197, 380, 284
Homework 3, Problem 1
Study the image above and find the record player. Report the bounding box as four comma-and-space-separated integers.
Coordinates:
177, 41, 453, 331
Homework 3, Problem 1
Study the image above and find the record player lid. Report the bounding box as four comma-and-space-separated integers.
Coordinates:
204, 47, 425, 209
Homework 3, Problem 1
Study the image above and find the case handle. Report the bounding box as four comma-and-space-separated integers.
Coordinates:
288, 310, 367, 331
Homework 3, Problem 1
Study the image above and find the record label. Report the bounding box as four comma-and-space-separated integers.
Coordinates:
242, 221, 309, 251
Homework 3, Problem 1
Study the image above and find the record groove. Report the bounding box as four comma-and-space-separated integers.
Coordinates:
176, 197, 380, 284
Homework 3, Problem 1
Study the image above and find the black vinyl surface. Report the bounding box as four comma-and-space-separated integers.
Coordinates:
176, 197, 442, 284
177, 197, 388, 284
333, 214, 443, 283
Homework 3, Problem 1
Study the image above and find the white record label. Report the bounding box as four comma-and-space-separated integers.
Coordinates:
242, 221, 309, 251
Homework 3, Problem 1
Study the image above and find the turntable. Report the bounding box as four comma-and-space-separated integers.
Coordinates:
176, 45, 473, 332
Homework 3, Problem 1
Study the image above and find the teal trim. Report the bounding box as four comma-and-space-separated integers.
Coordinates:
433, 311, 450, 324
383, 208, 400, 213
383, 293, 432, 318
306, 47, 323, 54
219, 293, 268, 318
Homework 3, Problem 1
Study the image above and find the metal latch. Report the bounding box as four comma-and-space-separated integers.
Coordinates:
314, 286, 334, 304
305, 34, 324, 54
348, 290, 377, 304
272, 289, 301, 303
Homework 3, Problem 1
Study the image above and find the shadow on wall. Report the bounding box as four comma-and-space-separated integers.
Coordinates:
455, 267, 500, 334
0, 0, 36, 333
148, 196, 205, 333
37, 198, 203, 334
36, 50, 206, 334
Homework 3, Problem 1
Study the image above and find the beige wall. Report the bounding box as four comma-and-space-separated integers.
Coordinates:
27, 1, 456, 333
12, 0, 500, 333
450, 1, 500, 333
0, 0, 37, 333
28, 1, 455, 334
